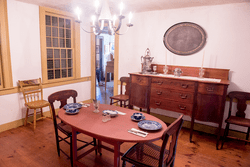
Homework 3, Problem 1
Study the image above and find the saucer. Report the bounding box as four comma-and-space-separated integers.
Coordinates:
131, 115, 145, 122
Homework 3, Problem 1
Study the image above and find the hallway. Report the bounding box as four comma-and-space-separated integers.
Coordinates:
96, 81, 113, 104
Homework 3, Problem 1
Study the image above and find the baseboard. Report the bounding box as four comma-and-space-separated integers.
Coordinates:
0, 99, 92, 133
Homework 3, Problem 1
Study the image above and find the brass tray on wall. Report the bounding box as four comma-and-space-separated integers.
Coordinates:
163, 22, 206, 55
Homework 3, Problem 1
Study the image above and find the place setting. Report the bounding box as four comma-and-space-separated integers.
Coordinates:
128, 112, 162, 137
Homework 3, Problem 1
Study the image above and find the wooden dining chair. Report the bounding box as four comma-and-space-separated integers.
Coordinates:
110, 76, 130, 107
19, 78, 51, 130
221, 91, 250, 149
48, 90, 97, 167
122, 114, 184, 167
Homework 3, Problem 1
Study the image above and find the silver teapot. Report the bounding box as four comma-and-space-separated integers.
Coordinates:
141, 48, 154, 74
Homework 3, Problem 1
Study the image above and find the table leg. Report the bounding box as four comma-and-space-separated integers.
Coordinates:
113, 142, 121, 167
98, 140, 102, 155
72, 128, 77, 167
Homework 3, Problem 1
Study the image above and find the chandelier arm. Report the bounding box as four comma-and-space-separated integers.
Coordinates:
81, 27, 94, 34
92, 27, 102, 36
114, 15, 125, 32
114, 26, 130, 35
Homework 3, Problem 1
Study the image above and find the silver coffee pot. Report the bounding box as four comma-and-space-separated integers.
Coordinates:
141, 48, 154, 74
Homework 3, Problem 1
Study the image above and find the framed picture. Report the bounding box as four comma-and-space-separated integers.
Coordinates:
96, 45, 99, 54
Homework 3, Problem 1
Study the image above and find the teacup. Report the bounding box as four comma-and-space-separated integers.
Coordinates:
133, 113, 143, 120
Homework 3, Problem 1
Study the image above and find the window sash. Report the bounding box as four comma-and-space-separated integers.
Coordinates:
40, 7, 80, 83
45, 14, 74, 80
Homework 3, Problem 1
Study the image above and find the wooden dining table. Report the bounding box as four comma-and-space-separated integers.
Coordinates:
58, 104, 167, 167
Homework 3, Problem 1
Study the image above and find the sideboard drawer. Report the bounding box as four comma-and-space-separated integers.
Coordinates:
198, 83, 225, 96
131, 75, 149, 86
151, 78, 195, 92
151, 87, 194, 103
150, 98, 193, 116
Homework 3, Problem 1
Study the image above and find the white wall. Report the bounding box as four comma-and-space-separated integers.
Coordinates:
119, 3, 250, 131
0, 0, 92, 126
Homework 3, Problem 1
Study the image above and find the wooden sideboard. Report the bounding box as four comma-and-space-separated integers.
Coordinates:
129, 65, 230, 149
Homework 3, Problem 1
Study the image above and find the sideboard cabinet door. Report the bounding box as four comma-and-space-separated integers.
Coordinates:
129, 75, 150, 111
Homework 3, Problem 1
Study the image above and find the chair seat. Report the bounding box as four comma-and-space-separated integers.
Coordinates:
110, 95, 129, 101
226, 116, 250, 127
57, 122, 72, 136
122, 142, 169, 167
26, 100, 50, 109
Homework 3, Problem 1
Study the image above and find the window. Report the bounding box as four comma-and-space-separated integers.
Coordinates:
45, 15, 73, 80
40, 7, 80, 83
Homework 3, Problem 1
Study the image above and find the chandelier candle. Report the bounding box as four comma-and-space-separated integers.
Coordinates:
75, 0, 133, 35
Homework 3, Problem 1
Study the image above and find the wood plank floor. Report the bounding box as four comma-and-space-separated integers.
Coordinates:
0, 118, 250, 167
96, 81, 113, 105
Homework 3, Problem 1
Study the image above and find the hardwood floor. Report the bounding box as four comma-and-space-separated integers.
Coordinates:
96, 81, 113, 105
0, 118, 250, 167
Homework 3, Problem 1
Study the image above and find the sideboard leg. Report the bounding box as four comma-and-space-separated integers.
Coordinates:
190, 117, 195, 143
216, 123, 222, 150
147, 107, 150, 114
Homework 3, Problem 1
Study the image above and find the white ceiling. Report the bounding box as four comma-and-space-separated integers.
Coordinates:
16, 0, 250, 16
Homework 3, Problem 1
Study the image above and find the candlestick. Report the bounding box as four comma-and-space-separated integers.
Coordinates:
201, 50, 205, 69
166, 51, 167, 65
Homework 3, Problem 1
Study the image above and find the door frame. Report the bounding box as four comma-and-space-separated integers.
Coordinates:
91, 33, 119, 100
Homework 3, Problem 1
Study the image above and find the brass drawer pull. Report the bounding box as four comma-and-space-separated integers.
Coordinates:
157, 81, 163, 85
137, 78, 142, 82
181, 84, 188, 89
180, 94, 187, 99
179, 105, 186, 110
206, 86, 214, 92
156, 91, 162, 95
155, 101, 161, 106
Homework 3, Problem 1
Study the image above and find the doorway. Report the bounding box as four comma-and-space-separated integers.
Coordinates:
95, 34, 114, 104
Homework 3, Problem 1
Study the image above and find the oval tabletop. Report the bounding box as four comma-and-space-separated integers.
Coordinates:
58, 104, 167, 143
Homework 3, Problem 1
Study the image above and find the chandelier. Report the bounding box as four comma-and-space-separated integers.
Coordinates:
75, 0, 133, 35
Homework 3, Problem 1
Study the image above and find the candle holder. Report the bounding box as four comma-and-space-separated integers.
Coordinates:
163, 65, 168, 75
199, 68, 205, 78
